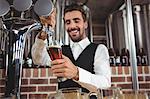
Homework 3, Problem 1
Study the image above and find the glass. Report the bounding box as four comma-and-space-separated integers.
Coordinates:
46, 40, 67, 82
58, 87, 82, 99
122, 90, 148, 99
47, 40, 62, 60
48, 87, 83, 99
97, 87, 123, 99
81, 92, 90, 99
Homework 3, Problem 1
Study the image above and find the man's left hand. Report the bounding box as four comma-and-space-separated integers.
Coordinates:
51, 55, 78, 79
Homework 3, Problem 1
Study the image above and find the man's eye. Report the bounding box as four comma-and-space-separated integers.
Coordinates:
65, 21, 70, 25
75, 20, 80, 23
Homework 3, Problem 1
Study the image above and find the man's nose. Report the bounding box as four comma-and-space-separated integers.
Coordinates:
69, 22, 76, 28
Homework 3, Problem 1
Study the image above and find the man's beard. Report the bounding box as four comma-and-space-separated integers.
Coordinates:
67, 27, 81, 42
71, 36, 82, 42
67, 27, 86, 42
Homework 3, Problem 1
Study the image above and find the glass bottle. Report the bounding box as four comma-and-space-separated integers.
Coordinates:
121, 48, 130, 66
140, 48, 148, 66
115, 49, 121, 66
108, 48, 116, 66
136, 48, 142, 66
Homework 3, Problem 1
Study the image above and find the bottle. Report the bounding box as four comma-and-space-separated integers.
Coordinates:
0, 54, 4, 68
121, 48, 130, 66
140, 48, 148, 66
136, 48, 142, 66
108, 48, 116, 66
115, 49, 121, 66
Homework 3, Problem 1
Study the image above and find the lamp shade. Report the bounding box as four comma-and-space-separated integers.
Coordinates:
13, 0, 33, 11
0, 0, 10, 16
34, 0, 54, 17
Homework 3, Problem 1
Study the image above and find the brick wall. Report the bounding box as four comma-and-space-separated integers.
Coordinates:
0, 68, 58, 99
0, 66, 150, 98
111, 66, 150, 94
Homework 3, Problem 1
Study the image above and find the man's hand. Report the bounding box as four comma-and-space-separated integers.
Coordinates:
38, 9, 56, 40
51, 55, 78, 79
40, 9, 56, 29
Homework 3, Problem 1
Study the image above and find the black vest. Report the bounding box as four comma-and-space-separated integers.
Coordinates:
59, 43, 98, 92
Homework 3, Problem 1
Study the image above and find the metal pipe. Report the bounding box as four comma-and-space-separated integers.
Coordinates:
134, 5, 143, 48
105, 20, 109, 48
55, 0, 61, 41
108, 14, 113, 48
122, 9, 129, 49
84, 5, 93, 42
148, 4, 150, 65
60, 0, 67, 45
143, 4, 150, 65
55, 0, 67, 45
125, 0, 139, 91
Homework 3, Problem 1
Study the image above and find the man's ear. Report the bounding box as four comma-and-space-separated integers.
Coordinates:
84, 21, 88, 29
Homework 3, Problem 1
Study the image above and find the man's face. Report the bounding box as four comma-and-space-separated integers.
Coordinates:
64, 11, 88, 42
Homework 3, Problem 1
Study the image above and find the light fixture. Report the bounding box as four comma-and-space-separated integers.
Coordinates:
0, 0, 10, 16
13, 0, 33, 12
34, 0, 54, 17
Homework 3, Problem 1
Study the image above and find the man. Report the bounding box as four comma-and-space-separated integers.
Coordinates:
32, 4, 111, 92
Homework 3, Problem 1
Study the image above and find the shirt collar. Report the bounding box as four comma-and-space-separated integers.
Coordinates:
70, 37, 90, 50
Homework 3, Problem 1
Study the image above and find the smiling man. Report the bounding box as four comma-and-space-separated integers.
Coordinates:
64, 10, 87, 42
32, 4, 111, 93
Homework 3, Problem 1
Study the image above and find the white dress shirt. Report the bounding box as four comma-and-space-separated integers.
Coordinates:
71, 43, 82, 60
32, 37, 111, 89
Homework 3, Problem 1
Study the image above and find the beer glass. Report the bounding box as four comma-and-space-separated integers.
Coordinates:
46, 40, 67, 82
58, 87, 82, 99
122, 90, 148, 99
97, 87, 122, 99
48, 87, 97, 99
47, 40, 62, 60
48, 87, 84, 99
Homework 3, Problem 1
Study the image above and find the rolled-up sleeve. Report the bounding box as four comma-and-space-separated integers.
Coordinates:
31, 37, 51, 66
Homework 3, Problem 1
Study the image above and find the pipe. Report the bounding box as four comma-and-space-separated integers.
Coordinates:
125, 0, 139, 91
122, 9, 129, 49
143, 4, 150, 65
134, 5, 143, 48
84, 5, 93, 42
105, 20, 109, 48
55, 0, 67, 45
108, 14, 113, 48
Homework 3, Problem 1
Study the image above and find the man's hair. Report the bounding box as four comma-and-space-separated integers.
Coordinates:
64, 4, 87, 22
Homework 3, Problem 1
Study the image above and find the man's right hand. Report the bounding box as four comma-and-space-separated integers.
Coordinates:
40, 9, 56, 29
38, 9, 56, 40
38, 31, 47, 40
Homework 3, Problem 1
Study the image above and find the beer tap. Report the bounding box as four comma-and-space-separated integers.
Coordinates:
41, 25, 54, 46
11, 22, 42, 99
0, 0, 54, 98
2, 8, 40, 99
